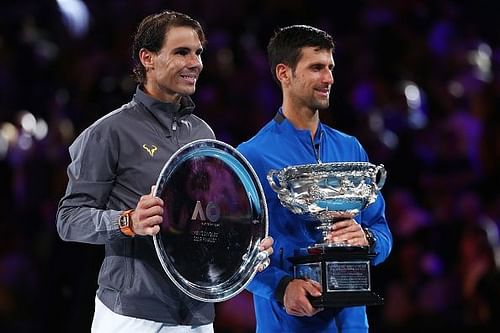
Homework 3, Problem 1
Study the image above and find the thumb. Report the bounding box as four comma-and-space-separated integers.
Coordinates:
151, 185, 157, 196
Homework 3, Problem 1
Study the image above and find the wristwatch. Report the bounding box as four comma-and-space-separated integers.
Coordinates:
119, 209, 135, 237
362, 227, 376, 250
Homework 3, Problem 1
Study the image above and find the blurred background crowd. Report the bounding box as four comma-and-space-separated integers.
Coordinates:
1, 0, 499, 332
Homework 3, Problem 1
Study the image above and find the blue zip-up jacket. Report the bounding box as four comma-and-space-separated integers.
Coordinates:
237, 111, 392, 333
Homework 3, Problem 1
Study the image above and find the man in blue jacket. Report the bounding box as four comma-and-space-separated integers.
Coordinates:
238, 25, 393, 332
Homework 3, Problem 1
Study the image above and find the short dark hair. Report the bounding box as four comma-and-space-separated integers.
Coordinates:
132, 10, 206, 84
267, 25, 334, 85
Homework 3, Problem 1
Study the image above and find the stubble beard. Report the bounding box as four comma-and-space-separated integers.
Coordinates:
311, 97, 330, 111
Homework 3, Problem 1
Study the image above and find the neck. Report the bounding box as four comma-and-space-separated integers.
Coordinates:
282, 101, 319, 139
142, 83, 181, 104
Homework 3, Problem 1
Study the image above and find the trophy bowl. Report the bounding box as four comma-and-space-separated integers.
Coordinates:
268, 162, 386, 248
267, 162, 387, 307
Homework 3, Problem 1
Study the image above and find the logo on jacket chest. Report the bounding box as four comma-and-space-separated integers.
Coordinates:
143, 144, 158, 157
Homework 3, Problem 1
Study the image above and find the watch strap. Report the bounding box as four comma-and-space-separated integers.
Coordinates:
362, 227, 376, 250
119, 209, 135, 237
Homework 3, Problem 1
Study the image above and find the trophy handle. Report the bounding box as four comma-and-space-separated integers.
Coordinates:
374, 164, 387, 190
267, 169, 284, 193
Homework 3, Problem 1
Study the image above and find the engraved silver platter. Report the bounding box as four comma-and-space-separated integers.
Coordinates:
153, 139, 268, 302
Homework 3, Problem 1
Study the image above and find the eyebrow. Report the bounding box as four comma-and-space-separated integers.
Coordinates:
172, 46, 204, 54
309, 62, 334, 69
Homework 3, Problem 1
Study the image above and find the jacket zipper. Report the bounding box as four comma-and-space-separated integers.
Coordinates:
172, 116, 180, 146
310, 130, 323, 163
279, 247, 284, 269
172, 116, 177, 131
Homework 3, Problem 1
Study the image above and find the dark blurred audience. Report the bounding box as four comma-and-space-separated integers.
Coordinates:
0, 1, 499, 332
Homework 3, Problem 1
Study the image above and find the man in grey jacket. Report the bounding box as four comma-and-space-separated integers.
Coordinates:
56, 10, 272, 333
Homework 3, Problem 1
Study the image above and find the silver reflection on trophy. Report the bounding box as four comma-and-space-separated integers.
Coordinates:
267, 162, 386, 248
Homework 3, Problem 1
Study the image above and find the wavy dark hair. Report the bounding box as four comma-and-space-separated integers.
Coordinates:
132, 10, 206, 84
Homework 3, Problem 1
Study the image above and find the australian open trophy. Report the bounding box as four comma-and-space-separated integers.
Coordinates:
267, 162, 387, 308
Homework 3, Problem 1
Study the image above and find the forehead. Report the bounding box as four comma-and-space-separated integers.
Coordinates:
163, 26, 202, 50
297, 46, 334, 66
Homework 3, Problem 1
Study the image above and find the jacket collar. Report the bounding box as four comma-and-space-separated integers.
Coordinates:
133, 85, 195, 117
273, 107, 324, 142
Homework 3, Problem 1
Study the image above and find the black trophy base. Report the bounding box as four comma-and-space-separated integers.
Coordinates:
309, 290, 384, 308
289, 246, 384, 308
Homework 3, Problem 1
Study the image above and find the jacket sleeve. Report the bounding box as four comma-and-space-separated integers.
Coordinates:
56, 126, 126, 244
358, 193, 392, 265
355, 139, 393, 265
247, 259, 291, 301
238, 142, 293, 301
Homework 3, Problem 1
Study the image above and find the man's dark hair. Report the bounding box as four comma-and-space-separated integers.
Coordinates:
132, 10, 206, 84
267, 25, 334, 85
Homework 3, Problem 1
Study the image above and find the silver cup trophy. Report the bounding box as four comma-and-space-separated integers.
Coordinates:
267, 162, 387, 307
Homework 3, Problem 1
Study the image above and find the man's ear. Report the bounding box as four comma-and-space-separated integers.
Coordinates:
139, 48, 154, 70
276, 63, 291, 86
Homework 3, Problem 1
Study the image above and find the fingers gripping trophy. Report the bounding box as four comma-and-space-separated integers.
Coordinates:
267, 162, 387, 308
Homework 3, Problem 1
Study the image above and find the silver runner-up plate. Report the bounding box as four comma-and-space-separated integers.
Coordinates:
153, 139, 268, 302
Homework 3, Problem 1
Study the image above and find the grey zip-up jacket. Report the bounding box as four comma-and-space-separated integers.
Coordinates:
56, 86, 216, 324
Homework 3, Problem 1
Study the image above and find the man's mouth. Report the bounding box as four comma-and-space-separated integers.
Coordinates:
315, 87, 330, 98
180, 73, 198, 84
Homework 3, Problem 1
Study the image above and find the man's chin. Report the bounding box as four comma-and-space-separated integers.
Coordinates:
313, 101, 330, 110
179, 87, 196, 96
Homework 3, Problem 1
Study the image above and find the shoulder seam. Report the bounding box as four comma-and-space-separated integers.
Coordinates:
190, 114, 215, 138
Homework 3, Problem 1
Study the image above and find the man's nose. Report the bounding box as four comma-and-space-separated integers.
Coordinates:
324, 69, 334, 85
188, 54, 203, 69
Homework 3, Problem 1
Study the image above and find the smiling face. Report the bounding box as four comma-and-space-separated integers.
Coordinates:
141, 26, 203, 103
285, 46, 334, 112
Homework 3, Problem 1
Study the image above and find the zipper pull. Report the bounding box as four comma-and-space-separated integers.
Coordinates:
172, 119, 177, 131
